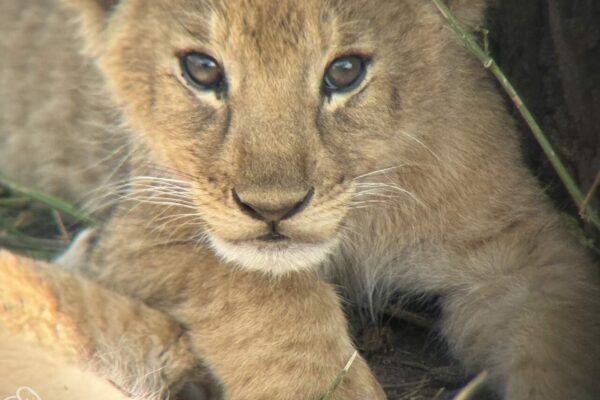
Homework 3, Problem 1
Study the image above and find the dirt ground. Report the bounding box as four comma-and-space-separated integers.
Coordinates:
356, 315, 497, 400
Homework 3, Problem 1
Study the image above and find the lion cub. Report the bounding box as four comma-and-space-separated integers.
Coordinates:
0, 1, 385, 399
1, 0, 599, 399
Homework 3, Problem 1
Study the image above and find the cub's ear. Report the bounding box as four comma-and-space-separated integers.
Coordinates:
448, 0, 489, 27
61, 0, 121, 54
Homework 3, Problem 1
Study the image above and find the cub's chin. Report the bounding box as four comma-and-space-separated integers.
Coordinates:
207, 234, 339, 275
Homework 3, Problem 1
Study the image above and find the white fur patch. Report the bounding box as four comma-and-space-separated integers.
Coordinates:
207, 235, 339, 274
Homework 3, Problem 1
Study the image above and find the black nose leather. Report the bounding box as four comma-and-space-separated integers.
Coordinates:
232, 187, 314, 222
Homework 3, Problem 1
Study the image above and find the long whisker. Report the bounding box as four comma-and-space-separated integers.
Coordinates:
354, 182, 425, 207
352, 164, 411, 181
398, 130, 441, 162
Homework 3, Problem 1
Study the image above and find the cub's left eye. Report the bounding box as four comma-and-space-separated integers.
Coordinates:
180, 52, 225, 91
323, 55, 368, 94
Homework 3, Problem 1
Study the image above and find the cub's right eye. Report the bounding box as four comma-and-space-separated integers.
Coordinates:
180, 53, 225, 91
323, 55, 368, 95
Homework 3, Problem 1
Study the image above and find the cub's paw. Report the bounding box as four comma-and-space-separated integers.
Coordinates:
55, 228, 99, 271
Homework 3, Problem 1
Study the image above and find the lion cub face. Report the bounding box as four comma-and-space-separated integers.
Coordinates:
67, 0, 483, 273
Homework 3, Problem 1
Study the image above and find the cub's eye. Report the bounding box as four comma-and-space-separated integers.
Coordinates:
323, 55, 367, 94
181, 52, 225, 91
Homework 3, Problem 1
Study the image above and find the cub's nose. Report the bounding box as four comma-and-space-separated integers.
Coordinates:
232, 187, 314, 222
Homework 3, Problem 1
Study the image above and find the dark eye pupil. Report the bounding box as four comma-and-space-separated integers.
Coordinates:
324, 56, 365, 92
182, 53, 224, 90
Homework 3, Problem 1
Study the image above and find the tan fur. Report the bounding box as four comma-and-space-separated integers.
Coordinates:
0, 251, 217, 399
0, 0, 126, 212
1, 0, 599, 399
0, 338, 128, 400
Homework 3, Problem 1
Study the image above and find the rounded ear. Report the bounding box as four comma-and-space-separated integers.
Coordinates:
61, 0, 121, 55
449, 0, 489, 27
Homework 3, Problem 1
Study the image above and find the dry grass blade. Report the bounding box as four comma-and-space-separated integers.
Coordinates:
0, 197, 30, 207
580, 171, 600, 218
452, 371, 489, 400
0, 177, 92, 259
320, 351, 359, 400
0, 174, 96, 225
431, 0, 600, 230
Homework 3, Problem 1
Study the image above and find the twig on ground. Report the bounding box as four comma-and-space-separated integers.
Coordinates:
431, 0, 600, 230
398, 360, 432, 372
382, 378, 432, 390
397, 376, 429, 400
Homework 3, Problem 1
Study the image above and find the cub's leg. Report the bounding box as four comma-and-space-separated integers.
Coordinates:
83, 214, 387, 400
439, 218, 600, 400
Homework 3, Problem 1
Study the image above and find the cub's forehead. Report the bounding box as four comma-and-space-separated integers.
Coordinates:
166, 0, 383, 54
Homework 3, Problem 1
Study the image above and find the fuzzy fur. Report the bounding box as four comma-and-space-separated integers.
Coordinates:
0, 0, 599, 399
0, 338, 130, 400
0, 250, 219, 400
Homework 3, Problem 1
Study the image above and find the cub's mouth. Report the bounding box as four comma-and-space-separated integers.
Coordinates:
206, 234, 340, 275
197, 187, 348, 274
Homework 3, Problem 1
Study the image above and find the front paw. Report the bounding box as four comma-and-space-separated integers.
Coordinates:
55, 228, 99, 271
